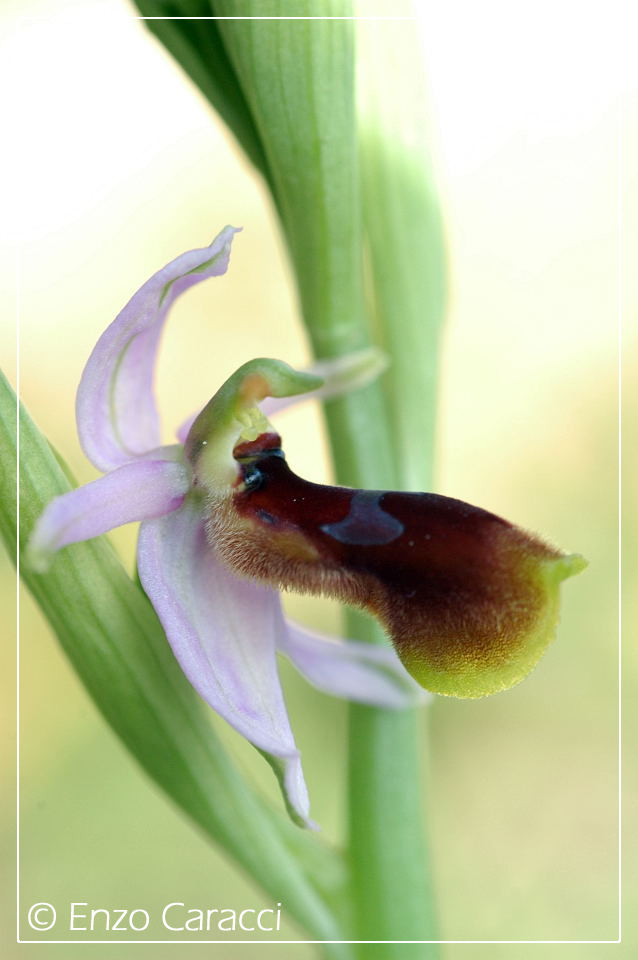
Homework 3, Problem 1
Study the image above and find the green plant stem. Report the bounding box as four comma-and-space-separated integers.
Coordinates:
132, 0, 274, 190
206, 5, 437, 952
326, 408, 437, 959
126, 3, 443, 950
348, 15, 447, 949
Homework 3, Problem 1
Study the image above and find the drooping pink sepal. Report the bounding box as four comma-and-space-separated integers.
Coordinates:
136, 497, 314, 828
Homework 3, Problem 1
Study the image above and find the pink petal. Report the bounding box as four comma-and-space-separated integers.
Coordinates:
279, 621, 431, 708
77, 226, 240, 471
136, 499, 314, 828
27, 458, 190, 572
174, 346, 388, 443
260, 347, 388, 417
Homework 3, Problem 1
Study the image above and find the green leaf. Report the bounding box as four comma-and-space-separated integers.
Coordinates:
1, 370, 350, 950
131, 0, 274, 188
213, 1, 360, 352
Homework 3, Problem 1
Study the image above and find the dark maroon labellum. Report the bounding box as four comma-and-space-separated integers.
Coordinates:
207, 433, 583, 698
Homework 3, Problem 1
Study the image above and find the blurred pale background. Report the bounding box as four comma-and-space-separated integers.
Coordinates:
2, 0, 635, 956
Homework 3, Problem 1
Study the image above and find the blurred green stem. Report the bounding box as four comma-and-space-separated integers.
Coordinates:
207, 5, 437, 954
350, 15, 446, 950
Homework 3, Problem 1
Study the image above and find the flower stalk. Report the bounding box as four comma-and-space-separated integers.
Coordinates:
205, 4, 438, 951
136, 1, 439, 950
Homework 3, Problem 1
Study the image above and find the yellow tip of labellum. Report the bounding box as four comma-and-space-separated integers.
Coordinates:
403, 549, 588, 699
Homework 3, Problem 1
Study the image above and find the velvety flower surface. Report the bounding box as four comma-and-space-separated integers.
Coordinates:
208, 436, 587, 699
27, 226, 426, 828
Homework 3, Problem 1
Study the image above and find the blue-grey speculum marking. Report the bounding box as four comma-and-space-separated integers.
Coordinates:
321, 491, 404, 546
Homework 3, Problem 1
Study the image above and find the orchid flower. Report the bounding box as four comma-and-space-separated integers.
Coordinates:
28, 225, 586, 827
26, 225, 428, 828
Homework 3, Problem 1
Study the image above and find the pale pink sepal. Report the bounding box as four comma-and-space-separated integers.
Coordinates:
280, 621, 431, 708
77, 226, 240, 472
136, 499, 314, 829
27, 458, 190, 572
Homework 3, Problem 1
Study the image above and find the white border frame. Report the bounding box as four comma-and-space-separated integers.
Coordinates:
14, 12, 623, 947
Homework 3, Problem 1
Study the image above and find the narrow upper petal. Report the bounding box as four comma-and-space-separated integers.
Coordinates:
27, 458, 190, 572
174, 346, 388, 443
77, 226, 240, 471
136, 498, 313, 828
279, 620, 430, 709
261, 346, 389, 417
